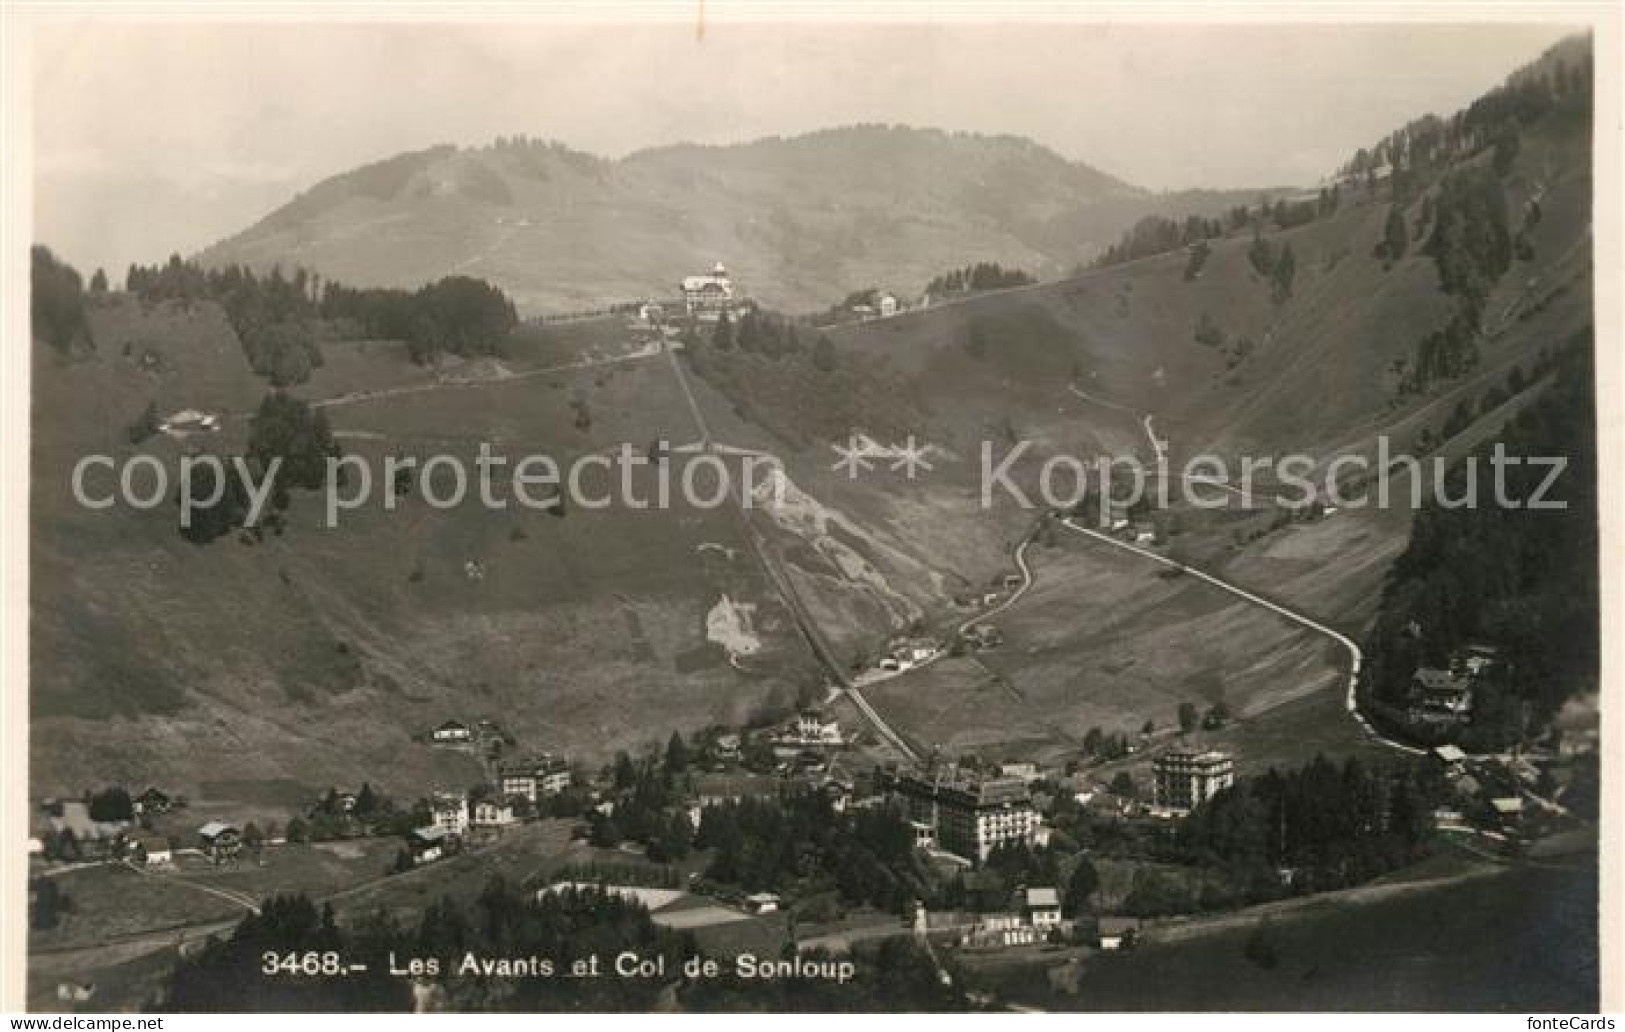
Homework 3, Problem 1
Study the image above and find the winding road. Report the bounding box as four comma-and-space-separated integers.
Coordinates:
1057, 517, 1424, 757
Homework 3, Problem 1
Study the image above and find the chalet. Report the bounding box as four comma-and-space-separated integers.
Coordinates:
744, 892, 781, 915
197, 821, 241, 862
407, 826, 453, 865
1023, 887, 1062, 930
472, 798, 516, 827
56, 983, 96, 1005
498, 756, 572, 801
431, 720, 472, 744
130, 832, 172, 865
135, 787, 172, 816
159, 409, 220, 435
1409, 667, 1472, 723
1459, 644, 1501, 677
999, 761, 1040, 783
1097, 917, 1139, 951
1431, 744, 1468, 774
430, 793, 469, 836
1490, 796, 1525, 832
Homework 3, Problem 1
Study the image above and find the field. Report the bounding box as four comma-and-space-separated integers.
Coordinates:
989, 853, 1598, 1012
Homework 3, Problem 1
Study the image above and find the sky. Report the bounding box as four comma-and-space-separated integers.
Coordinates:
30, 18, 1580, 279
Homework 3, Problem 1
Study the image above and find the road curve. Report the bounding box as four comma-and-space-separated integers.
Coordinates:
1057, 518, 1423, 757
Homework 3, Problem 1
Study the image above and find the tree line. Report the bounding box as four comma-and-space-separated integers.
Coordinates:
126, 256, 518, 384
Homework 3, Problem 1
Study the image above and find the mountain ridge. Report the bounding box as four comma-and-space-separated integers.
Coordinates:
199, 124, 1267, 314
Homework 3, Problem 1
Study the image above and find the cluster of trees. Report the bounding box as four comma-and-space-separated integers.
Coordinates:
923, 262, 1035, 296
696, 793, 931, 915
1098, 215, 1224, 268
1246, 232, 1297, 303
1341, 38, 1592, 193
691, 307, 831, 368
32, 246, 93, 352
588, 747, 695, 862
30, 879, 73, 931
1175, 754, 1441, 899
128, 259, 326, 386
321, 276, 518, 365
126, 256, 519, 382
181, 392, 342, 545
157, 882, 693, 1012
1363, 341, 1597, 750
1097, 190, 1340, 272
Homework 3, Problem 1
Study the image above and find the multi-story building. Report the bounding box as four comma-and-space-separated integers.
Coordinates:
895, 773, 1039, 862
498, 756, 572, 802
1152, 747, 1235, 813
429, 792, 470, 836
681, 262, 734, 320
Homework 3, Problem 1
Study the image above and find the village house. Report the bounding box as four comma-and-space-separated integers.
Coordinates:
407, 826, 453, 865
135, 787, 172, 816
744, 892, 781, 915
1152, 747, 1236, 814
1490, 796, 1525, 833
895, 773, 1040, 862
197, 821, 241, 863
1023, 887, 1063, 931
130, 831, 172, 865
1431, 744, 1469, 776
472, 797, 516, 828
159, 409, 220, 435
431, 719, 472, 745
1097, 917, 1140, 950
999, 761, 1040, 783
498, 755, 572, 802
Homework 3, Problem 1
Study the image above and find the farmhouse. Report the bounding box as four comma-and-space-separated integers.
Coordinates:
408, 826, 453, 865
744, 892, 781, 915
1152, 747, 1235, 814
130, 832, 172, 865
197, 821, 241, 862
498, 755, 571, 801
895, 773, 1040, 862
135, 787, 172, 816
431, 720, 473, 744
1097, 917, 1140, 950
